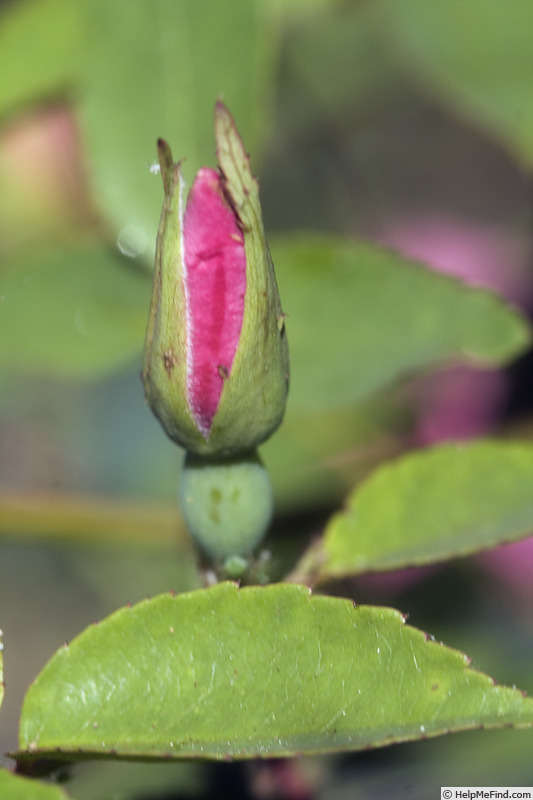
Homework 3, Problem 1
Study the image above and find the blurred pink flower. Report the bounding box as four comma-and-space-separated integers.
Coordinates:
380, 215, 529, 446
372, 215, 532, 601
0, 103, 91, 244
381, 215, 528, 303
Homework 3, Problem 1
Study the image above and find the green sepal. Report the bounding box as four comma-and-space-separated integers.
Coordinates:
210, 101, 289, 454
141, 140, 207, 451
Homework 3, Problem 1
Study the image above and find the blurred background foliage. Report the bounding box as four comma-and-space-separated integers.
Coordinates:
1, 0, 533, 796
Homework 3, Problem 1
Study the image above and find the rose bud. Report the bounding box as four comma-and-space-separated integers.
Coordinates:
142, 101, 289, 456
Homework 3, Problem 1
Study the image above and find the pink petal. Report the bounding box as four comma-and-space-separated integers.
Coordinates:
183, 167, 246, 436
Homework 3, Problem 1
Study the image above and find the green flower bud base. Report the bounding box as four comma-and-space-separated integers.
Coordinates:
178, 450, 273, 565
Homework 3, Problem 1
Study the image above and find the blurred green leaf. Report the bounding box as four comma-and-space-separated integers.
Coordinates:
272, 235, 530, 410
2, 234, 529, 400
279, 2, 392, 130
260, 0, 337, 15
0, 243, 148, 376
381, 0, 533, 168
66, 761, 204, 800
79, 0, 280, 254
263, 400, 403, 512
317, 440, 533, 580
0, 0, 81, 117
322, 728, 533, 800
17, 583, 533, 761
0, 769, 71, 800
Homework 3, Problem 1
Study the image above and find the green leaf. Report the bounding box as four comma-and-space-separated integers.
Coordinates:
0, 243, 148, 376
0, 0, 81, 117
17, 583, 533, 761
272, 235, 530, 410
381, 0, 533, 168
318, 440, 533, 580
78, 0, 280, 255
0, 770, 71, 800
